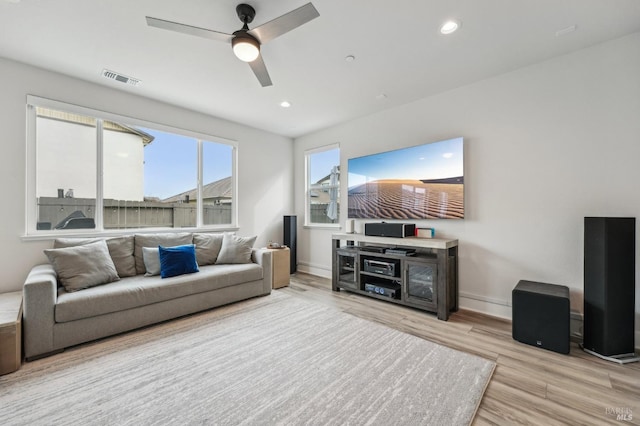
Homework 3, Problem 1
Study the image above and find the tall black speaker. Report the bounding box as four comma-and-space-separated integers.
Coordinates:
284, 215, 297, 274
584, 217, 637, 362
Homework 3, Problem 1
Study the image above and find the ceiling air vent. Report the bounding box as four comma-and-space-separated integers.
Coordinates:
101, 69, 141, 87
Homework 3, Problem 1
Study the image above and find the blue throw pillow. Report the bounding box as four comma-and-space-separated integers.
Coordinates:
158, 244, 199, 279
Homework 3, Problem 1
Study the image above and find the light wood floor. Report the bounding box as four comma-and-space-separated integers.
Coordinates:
283, 273, 640, 426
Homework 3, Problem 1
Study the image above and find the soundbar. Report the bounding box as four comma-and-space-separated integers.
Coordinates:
365, 222, 416, 238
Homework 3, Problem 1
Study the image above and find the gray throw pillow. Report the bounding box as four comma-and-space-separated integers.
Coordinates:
134, 233, 193, 274
142, 247, 161, 276
54, 236, 136, 278
215, 233, 257, 265
44, 240, 120, 292
193, 233, 224, 266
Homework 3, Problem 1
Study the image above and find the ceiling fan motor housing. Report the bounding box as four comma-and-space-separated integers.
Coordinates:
236, 4, 256, 24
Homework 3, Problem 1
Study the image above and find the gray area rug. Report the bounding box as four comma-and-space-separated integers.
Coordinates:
0, 292, 494, 425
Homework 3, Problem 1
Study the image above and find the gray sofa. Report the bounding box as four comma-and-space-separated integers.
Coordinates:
23, 233, 273, 360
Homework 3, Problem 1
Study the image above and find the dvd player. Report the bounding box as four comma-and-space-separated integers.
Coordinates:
364, 282, 401, 299
359, 246, 387, 253
385, 248, 416, 256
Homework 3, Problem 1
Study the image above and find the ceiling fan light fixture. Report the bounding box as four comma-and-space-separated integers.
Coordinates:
232, 33, 260, 62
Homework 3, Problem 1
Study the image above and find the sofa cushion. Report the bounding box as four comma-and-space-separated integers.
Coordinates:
45, 240, 120, 292
54, 236, 136, 278
142, 247, 161, 276
193, 233, 224, 266
55, 263, 263, 323
134, 233, 193, 274
159, 244, 199, 278
216, 233, 257, 264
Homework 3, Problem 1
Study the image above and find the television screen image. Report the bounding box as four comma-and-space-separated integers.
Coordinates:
347, 137, 464, 220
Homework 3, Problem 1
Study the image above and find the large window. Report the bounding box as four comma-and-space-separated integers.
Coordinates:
305, 145, 340, 226
26, 96, 237, 235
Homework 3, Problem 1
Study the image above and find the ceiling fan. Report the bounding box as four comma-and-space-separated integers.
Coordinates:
146, 3, 319, 87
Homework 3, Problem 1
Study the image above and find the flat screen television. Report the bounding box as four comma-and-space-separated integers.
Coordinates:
347, 137, 464, 220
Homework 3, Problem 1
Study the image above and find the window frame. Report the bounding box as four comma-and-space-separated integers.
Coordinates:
304, 143, 341, 228
24, 95, 238, 239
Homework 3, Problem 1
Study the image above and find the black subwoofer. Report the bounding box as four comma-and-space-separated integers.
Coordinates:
583, 217, 636, 358
512, 280, 570, 354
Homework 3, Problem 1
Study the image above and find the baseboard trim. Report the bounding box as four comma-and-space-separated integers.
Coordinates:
459, 291, 511, 319
297, 261, 331, 279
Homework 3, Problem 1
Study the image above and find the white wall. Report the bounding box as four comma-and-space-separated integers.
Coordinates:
294, 32, 640, 345
102, 129, 145, 201
0, 57, 293, 293
37, 120, 146, 201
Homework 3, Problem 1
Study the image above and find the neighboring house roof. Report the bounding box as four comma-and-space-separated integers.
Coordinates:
314, 165, 340, 186
162, 176, 232, 203
36, 107, 155, 145
310, 165, 340, 201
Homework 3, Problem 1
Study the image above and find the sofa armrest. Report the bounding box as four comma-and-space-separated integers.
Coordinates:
23, 264, 58, 359
252, 248, 273, 294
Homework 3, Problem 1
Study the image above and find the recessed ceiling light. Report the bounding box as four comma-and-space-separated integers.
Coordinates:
440, 20, 461, 35
280, 101, 291, 108
376, 93, 387, 100
345, 55, 355, 62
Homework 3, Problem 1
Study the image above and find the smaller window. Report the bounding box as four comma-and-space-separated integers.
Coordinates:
305, 145, 340, 226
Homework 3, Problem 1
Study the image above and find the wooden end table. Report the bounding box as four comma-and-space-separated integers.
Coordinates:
0, 291, 22, 375
266, 247, 291, 289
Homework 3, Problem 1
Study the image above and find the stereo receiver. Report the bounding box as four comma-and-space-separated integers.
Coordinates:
363, 258, 399, 277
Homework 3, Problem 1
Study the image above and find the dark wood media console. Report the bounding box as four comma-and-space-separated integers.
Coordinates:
331, 233, 459, 320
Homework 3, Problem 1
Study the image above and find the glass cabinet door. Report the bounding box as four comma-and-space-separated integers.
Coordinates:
336, 250, 357, 289
404, 260, 437, 308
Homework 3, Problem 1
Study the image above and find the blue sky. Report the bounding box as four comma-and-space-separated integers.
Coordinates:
347, 137, 463, 188
309, 147, 340, 183
141, 128, 232, 200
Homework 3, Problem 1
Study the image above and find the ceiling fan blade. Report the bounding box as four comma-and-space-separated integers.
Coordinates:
248, 54, 273, 87
248, 3, 319, 44
146, 16, 233, 43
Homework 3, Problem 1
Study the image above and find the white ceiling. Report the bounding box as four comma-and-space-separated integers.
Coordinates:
1, 0, 639, 138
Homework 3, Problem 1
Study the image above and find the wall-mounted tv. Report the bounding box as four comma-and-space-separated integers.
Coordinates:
347, 137, 464, 220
